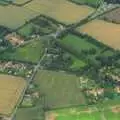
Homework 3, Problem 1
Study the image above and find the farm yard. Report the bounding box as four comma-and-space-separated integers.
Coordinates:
0, 74, 26, 116
0, 39, 44, 63
78, 20, 120, 50
34, 70, 87, 109
24, 0, 94, 24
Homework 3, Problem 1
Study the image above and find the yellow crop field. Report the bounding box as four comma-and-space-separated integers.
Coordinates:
78, 20, 120, 50
0, 5, 39, 29
24, 0, 94, 24
0, 75, 26, 116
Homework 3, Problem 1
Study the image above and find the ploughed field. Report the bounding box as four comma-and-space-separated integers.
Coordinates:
102, 8, 120, 24
34, 70, 86, 109
0, 75, 26, 116
24, 0, 94, 24
77, 20, 120, 50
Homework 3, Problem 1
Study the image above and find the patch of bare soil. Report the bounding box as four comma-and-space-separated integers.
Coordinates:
45, 112, 58, 120
111, 105, 120, 113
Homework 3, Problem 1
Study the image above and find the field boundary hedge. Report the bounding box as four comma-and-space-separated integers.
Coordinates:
67, 0, 98, 8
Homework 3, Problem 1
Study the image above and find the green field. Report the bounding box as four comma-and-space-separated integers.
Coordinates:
34, 70, 86, 109
0, 40, 44, 63
70, 54, 87, 69
59, 34, 99, 56
16, 106, 44, 120
101, 50, 114, 57
46, 101, 120, 120
17, 16, 58, 38
51, 109, 120, 120
70, 0, 98, 6
0, 5, 38, 29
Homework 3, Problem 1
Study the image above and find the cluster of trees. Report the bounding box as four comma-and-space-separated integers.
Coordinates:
105, 0, 120, 4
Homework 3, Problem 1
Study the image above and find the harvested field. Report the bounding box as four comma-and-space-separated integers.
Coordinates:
34, 70, 86, 109
0, 5, 38, 29
0, 74, 26, 116
102, 8, 120, 24
24, 0, 94, 24
78, 20, 120, 50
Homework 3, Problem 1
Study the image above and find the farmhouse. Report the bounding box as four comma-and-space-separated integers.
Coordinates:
0, 75, 27, 120
5, 32, 24, 46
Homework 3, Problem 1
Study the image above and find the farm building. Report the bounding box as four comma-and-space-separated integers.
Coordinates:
0, 75, 27, 120
5, 33, 24, 46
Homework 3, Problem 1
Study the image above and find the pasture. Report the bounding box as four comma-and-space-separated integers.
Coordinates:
34, 70, 86, 109
0, 74, 26, 116
46, 100, 120, 120
0, 39, 44, 63
46, 108, 120, 120
70, 54, 87, 69
16, 106, 44, 120
78, 20, 120, 50
24, 0, 94, 24
58, 34, 99, 56
0, 5, 38, 29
